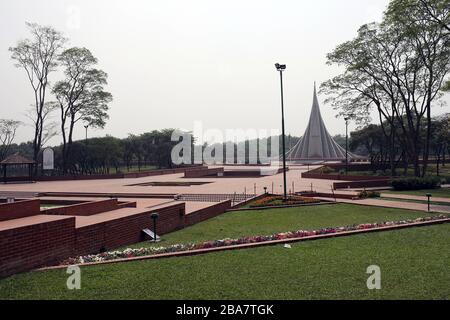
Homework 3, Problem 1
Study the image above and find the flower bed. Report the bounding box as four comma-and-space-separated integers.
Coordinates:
59, 215, 449, 266
248, 195, 320, 208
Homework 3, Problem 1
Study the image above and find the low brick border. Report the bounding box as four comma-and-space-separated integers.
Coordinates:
37, 217, 450, 271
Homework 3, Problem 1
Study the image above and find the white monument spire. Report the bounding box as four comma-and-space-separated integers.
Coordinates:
286, 84, 359, 162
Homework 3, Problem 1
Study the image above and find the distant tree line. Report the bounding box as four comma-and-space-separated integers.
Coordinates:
349, 114, 450, 175
2, 130, 179, 175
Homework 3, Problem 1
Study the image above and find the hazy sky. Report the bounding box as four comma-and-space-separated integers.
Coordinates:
1, 0, 449, 145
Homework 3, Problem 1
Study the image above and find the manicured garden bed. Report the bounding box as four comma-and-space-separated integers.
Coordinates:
58, 215, 449, 266
1, 223, 448, 299
123, 203, 439, 250
246, 195, 321, 208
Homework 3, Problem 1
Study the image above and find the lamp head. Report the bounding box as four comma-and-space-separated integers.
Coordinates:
275, 63, 286, 71
151, 212, 159, 219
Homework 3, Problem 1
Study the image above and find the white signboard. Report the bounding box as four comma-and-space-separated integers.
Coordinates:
43, 148, 54, 170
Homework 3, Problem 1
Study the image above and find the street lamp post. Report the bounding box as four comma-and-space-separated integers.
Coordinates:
151, 212, 159, 242
84, 124, 89, 143
344, 117, 350, 174
275, 63, 288, 201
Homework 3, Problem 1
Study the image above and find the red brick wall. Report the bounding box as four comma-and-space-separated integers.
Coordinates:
185, 200, 231, 226
184, 167, 224, 178
0, 217, 75, 278
223, 171, 261, 178
302, 172, 389, 181
0, 199, 233, 276
0, 199, 40, 222
333, 179, 391, 190
30, 165, 207, 181
75, 203, 186, 255
222, 167, 287, 178
40, 199, 88, 206
74, 223, 105, 256
43, 199, 121, 216
116, 201, 137, 209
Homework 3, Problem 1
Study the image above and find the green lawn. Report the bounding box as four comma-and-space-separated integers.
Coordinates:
1, 223, 448, 300
124, 204, 439, 249
385, 188, 450, 199
39, 204, 63, 210
108, 165, 158, 174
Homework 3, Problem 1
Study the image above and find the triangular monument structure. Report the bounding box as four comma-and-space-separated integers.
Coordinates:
286, 83, 361, 163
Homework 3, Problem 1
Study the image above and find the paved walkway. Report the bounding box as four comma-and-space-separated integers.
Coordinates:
0, 165, 356, 199
380, 193, 450, 204
318, 197, 450, 214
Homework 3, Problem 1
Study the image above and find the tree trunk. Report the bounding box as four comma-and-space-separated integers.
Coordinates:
422, 103, 432, 177
390, 126, 396, 177
64, 115, 76, 174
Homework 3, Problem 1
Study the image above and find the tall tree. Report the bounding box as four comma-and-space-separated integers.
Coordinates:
443, 80, 450, 91
417, 0, 450, 32
430, 114, 450, 174
52, 47, 112, 172
323, 0, 450, 176
385, 0, 450, 175
322, 23, 406, 176
25, 101, 59, 149
9, 22, 66, 165
0, 119, 21, 161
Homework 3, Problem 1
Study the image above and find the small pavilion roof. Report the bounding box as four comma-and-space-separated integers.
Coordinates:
0, 154, 35, 165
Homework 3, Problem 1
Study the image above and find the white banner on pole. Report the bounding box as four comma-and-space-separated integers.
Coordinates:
43, 148, 54, 170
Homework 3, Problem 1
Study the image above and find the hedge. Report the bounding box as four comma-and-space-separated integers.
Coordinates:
391, 176, 441, 191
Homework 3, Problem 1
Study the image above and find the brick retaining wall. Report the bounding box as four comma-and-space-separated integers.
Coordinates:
184, 167, 224, 178
0, 199, 40, 222
302, 172, 390, 181
9, 165, 207, 182
333, 179, 391, 190
75, 203, 186, 255
43, 199, 127, 216
185, 200, 231, 226
0, 216, 75, 278
0, 198, 232, 277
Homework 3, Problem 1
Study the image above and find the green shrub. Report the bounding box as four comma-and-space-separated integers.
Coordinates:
391, 176, 441, 191
358, 190, 381, 199
375, 170, 386, 176
319, 166, 334, 174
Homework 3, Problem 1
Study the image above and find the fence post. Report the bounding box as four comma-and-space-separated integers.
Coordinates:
331, 185, 337, 203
